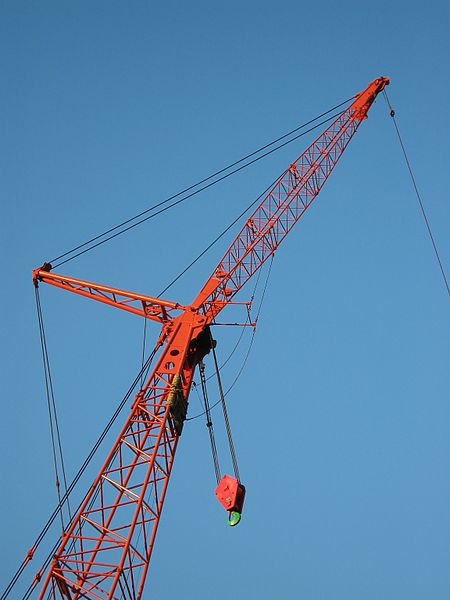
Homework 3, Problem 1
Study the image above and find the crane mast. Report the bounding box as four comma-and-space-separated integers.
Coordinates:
32, 76, 389, 599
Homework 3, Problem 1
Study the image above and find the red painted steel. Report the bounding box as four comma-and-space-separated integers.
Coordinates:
32, 266, 185, 324
215, 475, 246, 513
32, 76, 389, 599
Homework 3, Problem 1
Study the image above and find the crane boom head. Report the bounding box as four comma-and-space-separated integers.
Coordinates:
350, 75, 390, 120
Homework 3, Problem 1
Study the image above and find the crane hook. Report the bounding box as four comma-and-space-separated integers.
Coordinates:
227, 511, 242, 527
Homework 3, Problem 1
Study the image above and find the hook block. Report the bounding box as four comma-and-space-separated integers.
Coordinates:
215, 475, 246, 513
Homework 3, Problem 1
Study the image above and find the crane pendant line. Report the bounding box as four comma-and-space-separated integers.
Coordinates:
31, 76, 389, 600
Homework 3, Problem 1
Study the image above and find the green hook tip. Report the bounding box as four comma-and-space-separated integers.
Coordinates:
227, 511, 241, 527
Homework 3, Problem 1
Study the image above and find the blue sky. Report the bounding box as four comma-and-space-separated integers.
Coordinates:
1, 1, 449, 599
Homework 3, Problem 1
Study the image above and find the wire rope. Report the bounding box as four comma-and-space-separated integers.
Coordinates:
34, 287, 72, 531
221, 254, 274, 399
1, 343, 161, 600
49, 98, 353, 268
201, 256, 264, 383
21, 478, 105, 600
188, 258, 265, 411
12, 97, 356, 598
54, 109, 346, 270
199, 361, 221, 484
156, 108, 347, 297
187, 255, 274, 421
210, 333, 240, 481
383, 90, 449, 296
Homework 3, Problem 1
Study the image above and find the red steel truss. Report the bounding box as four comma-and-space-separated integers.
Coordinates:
32, 76, 389, 599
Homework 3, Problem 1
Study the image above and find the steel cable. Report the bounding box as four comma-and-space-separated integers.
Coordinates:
199, 361, 221, 484
383, 90, 449, 296
35, 287, 71, 533
156, 108, 348, 296
210, 336, 240, 482
187, 255, 274, 422
11, 97, 358, 598
49, 100, 353, 268
1, 343, 161, 600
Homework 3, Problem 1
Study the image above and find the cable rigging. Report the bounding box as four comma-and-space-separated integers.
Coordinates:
188, 254, 274, 422
0, 343, 161, 600
48, 98, 353, 269
383, 90, 449, 296
198, 361, 221, 484
198, 340, 242, 527
34, 287, 72, 533
210, 334, 240, 482
203, 258, 265, 382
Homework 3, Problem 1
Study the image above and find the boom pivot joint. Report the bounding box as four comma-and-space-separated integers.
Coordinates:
32, 262, 52, 286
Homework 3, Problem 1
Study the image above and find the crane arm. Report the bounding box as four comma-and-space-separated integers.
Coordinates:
193, 76, 389, 321
33, 265, 184, 324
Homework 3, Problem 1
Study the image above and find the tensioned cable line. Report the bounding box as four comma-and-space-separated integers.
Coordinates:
189, 262, 264, 414
222, 254, 275, 398
34, 286, 72, 532
192, 258, 275, 482
170, 249, 270, 482
187, 255, 275, 422
1, 343, 161, 600
17, 374, 154, 600
156, 148, 291, 298
156, 102, 355, 298
383, 90, 449, 296
50, 99, 353, 268
199, 361, 222, 484
210, 333, 240, 482
22, 473, 105, 600
203, 262, 265, 382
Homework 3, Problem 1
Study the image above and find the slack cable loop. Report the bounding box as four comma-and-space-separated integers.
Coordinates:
221, 254, 274, 398
383, 90, 449, 296
187, 255, 274, 422
50, 103, 352, 269
202, 266, 262, 384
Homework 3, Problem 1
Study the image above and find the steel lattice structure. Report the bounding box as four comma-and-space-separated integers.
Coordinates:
31, 76, 389, 599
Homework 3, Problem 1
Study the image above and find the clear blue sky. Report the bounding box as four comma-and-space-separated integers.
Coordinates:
1, 1, 449, 599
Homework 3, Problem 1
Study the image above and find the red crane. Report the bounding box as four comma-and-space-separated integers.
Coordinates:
31, 76, 389, 599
